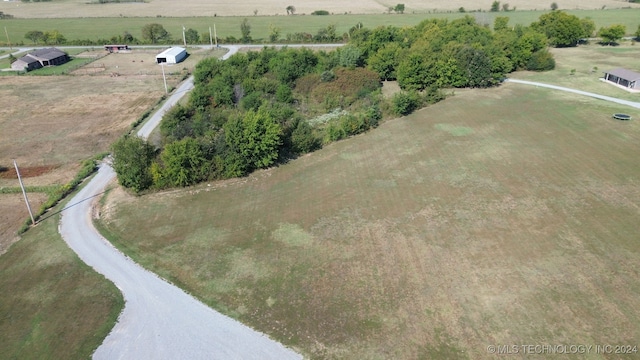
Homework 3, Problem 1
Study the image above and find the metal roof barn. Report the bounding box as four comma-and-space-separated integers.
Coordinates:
155, 47, 187, 64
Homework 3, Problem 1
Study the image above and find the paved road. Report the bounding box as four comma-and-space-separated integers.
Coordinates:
505, 79, 640, 109
59, 45, 302, 359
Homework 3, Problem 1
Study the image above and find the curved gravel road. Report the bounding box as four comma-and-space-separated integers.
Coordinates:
59, 46, 301, 359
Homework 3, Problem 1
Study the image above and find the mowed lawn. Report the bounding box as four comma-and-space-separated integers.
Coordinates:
99, 84, 640, 358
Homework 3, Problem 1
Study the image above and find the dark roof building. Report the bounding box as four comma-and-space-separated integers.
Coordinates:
11, 48, 70, 71
603, 68, 640, 90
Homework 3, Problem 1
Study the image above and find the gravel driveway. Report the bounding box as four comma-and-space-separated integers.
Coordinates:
59, 45, 301, 359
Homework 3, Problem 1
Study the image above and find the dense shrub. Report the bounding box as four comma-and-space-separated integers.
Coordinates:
311, 10, 330, 15
526, 49, 556, 71
391, 91, 421, 116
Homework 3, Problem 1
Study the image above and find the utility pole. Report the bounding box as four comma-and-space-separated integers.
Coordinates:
4, 27, 11, 50
214, 24, 218, 47
13, 159, 35, 226
161, 62, 168, 94
209, 26, 213, 48
182, 25, 186, 47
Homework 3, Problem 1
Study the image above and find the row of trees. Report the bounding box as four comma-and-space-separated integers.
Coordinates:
21, 14, 640, 47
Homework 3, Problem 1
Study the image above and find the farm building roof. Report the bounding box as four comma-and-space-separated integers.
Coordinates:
15, 56, 40, 65
27, 48, 67, 61
157, 47, 186, 57
605, 68, 640, 82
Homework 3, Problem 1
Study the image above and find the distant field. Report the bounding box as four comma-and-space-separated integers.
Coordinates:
2, 9, 640, 44
0, 0, 638, 18
98, 76, 640, 357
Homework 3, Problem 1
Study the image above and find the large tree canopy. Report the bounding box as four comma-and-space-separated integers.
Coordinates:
141, 23, 170, 44
531, 11, 587, 47
111, 136, 156, 193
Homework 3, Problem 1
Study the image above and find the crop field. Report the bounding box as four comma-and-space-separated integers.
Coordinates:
0, 0, 638, 19
0, 46, 226, 250
2, 9, 640, 45
98, 79, 640, 357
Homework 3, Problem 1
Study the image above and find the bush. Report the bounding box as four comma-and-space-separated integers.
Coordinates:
526, 49, 556, 71
311, 10, 330, 15
290, 120, 321, 154
391, 91, 421, 116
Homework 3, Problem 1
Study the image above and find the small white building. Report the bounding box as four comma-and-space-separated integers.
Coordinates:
155, 47, 187, 64
603, 68, 640, 90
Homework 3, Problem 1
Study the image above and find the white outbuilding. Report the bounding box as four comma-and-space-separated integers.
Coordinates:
156, 47, 187, 64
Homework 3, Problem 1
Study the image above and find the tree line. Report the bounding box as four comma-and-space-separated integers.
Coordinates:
19, 11, 640, 47
112, 13, 640, 192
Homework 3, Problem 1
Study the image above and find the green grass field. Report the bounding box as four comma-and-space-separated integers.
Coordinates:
97, 79, 640, 358
0, 188, 123, 359
2, 9, 639, 44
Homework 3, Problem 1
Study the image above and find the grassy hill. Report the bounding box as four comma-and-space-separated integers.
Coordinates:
97, 79, 640, 358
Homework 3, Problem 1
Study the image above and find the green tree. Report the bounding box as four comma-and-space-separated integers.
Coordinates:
269, 24, 281, 42
391, 90, 420, 116
240, 18, 252, 42
141, 23, 170, 44
550, 2, 558, 10
490, 1, 500, 12
158, 137, 208, 187
184, 28, 199, 44
394, 4, 405, 14
24, 30, 44, 44
532, 11, 584, 47
290, 120, 320, 154
224, 108, 281, 174
494, 16, 510, 32
8, 53, 16, 64
526, 49, 556, 71
337, 45, 362, 68
456, 46, 493, 88
396, 51, 434, 90
286, 5, 295, 15
111, 135, 156, 192
43, 30, 66, 45
367, 42, 402, 80
598, 24, 626, 45
580, 17, 596, 38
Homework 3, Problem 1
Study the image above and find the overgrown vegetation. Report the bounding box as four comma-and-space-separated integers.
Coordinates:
113, 47, 388, 191
113, 14, 575, 192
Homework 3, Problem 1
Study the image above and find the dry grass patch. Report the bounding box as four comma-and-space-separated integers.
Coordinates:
99, 84, 640, 358
0, 48, 227, 249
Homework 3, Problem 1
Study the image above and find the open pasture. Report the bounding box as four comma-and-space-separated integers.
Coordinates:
0, 0, 638, 18
0, 47, 224, 248
1, 9, 640, 45
99, 82, 640, 358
